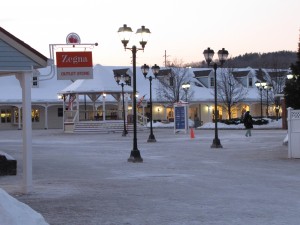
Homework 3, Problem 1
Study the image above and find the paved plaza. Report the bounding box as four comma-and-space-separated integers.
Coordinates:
0, 128, 299, 225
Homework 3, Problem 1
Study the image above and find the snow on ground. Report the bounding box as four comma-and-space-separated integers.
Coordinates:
0, 188, 49, 225
150, 118, 283, 129
0, 118, 285, 225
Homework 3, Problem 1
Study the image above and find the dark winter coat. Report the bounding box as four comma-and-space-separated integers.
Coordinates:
243, 112, 253, 129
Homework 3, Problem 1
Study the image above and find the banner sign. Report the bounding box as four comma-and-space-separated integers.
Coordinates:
56, 51, 93, 80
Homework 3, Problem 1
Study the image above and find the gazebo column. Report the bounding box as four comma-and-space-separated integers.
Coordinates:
44, 104, 48, 129
102, 94, 106, 121
16, 72, 33, 194
163, 105, 167, 121
76, 94, 79, 122
18, 106, 22, 130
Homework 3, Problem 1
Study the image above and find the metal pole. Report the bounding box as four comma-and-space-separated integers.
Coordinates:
121, 83, 127, 136
266, 89, 269, 118
185, 90, 188, 102
128, 46, 143, 162
148, 76, 156, 142
211, 63, 222, 148
260, 89, 263, 120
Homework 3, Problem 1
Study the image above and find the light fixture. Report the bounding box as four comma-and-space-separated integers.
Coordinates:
203, 47, 229, 148
141, 63, 160, 142
118, 24, 151, 162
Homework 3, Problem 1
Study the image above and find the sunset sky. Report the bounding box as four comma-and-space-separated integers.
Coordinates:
1, 0, 300, 67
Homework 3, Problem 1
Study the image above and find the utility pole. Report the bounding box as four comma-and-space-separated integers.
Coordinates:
163, 50, 170, 67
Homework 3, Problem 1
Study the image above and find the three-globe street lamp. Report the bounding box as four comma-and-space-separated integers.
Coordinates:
203, 47, 229, 148
182, 82, 191, 102
114, 73, 130, 137
255, 81, 267, 120
264, 83, 272, 118
141, 63, 160, 142
118, 24, 151, 162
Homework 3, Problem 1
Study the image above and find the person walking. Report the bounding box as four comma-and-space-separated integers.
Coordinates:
243, 111, 253, 137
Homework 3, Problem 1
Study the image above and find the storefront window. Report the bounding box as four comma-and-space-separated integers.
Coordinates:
1, 109, 12, 123
32, 109, 40, 122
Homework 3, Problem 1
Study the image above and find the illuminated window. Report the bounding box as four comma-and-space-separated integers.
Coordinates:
31, 109, 40, 122
1, 109, 12, 123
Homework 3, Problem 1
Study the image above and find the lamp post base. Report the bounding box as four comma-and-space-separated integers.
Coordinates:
211, 138, 223, 148
122, 130, 128, 137
147, 134, 156, 142
128, 150, 143, 163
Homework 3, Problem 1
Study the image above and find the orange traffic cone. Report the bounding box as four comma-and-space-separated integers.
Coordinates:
190, 128, 195, 139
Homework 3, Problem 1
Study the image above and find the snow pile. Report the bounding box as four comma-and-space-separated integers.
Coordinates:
201, 118, 282, 129
148, 118, 282, 129
0, 188, 49, 225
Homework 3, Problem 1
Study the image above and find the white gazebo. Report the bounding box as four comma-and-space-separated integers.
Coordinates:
0, 27, 49, 193
59, 64, 134, 132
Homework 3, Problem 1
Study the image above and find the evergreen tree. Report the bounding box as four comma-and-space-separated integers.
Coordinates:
284, 34, 300, 109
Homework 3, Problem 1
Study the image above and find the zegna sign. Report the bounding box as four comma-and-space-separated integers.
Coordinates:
56, 51, 93, 80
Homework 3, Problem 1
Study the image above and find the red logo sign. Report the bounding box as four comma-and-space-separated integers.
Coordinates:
56, 52, 92, 68
66, 33, 81, 44
56, 51, 93, 80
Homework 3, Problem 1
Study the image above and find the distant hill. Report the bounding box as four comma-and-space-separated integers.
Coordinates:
188, 51, 297, 69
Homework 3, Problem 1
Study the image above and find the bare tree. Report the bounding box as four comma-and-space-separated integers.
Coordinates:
156, 59, 192, 103
217, 67, 248, 120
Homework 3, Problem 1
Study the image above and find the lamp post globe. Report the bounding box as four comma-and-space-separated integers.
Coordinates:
114, 73, 130, 136
255, 81, 266, 120
141, 63, 160, 143
181, 82, 191, 102
203, 47, 229, 148
118, 24, 151, 162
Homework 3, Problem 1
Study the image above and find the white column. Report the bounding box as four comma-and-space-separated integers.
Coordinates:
44, 105, 48, 129
17, 72, 33, 194
18, 106, 21, 130
102, 94, 106, 121
76, 94, 79, 122
164, 105, 167, 121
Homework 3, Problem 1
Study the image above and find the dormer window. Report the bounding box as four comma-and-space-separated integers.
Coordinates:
248, 77, 253, 87
210, 77, 214, 87
32, 76, 39, 88
169, 76, 174, 86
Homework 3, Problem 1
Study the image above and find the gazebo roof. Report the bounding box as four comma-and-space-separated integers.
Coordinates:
60, 64, 133, 95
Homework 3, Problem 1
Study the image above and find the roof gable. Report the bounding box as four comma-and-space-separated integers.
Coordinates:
193, 70, 212, 78
232, 70, 250, 78
0, 27, 48, 73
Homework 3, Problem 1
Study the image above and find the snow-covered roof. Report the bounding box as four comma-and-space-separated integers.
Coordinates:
0, 65, 287, 104
60, 64, 133, 95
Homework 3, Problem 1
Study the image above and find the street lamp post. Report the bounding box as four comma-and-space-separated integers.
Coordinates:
203, 47, 229, 148
114, 73, 130, 136
182, 82, 191, 102
255, 81, 267, 120
264, 83, 272, 118
141, 64, 160, 142
118, 24, 151, 162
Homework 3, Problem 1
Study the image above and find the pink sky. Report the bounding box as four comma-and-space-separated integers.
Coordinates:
1, 0, 299, 66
